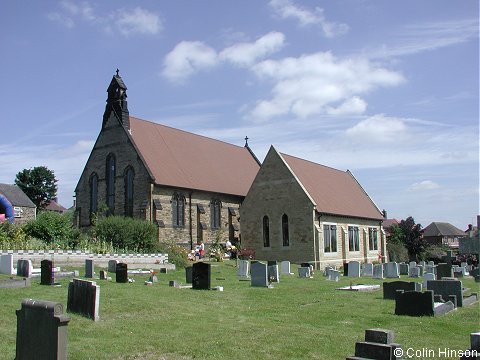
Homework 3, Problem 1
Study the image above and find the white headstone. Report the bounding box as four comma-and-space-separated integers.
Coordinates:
237, 260, 250, 278
423, 272, 436, 288
0, 254, 14, 275
409, 266, 421, 278
327, 269, 340, 282
280, 261, 292, 275
409, 261, 417, 269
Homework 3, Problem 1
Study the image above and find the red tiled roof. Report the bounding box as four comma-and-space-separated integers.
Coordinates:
129, 117, 260, 196
281, 152, 384, 220
45, 199, 67, 213
383, 219, 399, 228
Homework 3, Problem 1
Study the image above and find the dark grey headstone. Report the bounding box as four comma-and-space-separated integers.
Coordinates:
427, 279, 463, 307
67, 279, 100, 321
365, 328, 394, 344
251, 262, 269, 287
185, 267, 193, 284
383, 281, 422, 300
16, 299, 70, 360
41, 260, 54, 286
395, 290, 434, 316
116, 263, 128, 283
108, 260, 118, 273
398, 263, 409, 275
354, 341, 397, 360
192, 262, 211, 290
436, 263, 453, 279
85, 259, 94, 278
17, 259, 32, 278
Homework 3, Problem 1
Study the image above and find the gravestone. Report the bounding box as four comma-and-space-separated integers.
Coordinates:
362, 263, 373, 277
268, 260, 277, 266
395, 290, 435, 316
67, 278, 100, 321
280, 261, 292, 275
343, 262, 348, 276
99, 270, 108, 280
268, 265, 280, 283
384, 262, 400, 278
427, 261, 434, 266
16, 299, 70, 360
398, 263, 409, 275
185, 266, 193, 284
347, 261, 360, 277
298, 267, 311, 278
0, 254, 14, 275
383, 281, 422, 300
108, 259, 118, 273
426, 279, 463, 307
460, 332, 480, 360
327, 269, 340, 282
251, 262, 269, 287
85, 259, 94, 278
409, 266, 421, 278
346, 328, 402, 360
115, 263, 128, 283
192, 262, 211, 290
372, 264, 384, 279
443, 250, 456, 265
436, 263, 453, 279
424, 264, 435, 275
423, 273, 436, 289
409, 261, 417, 269
17, 259, 33, 278
41, 260, 54, 286
237, 260, 250, 278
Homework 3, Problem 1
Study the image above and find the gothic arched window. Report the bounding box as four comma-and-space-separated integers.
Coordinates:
172, 193, 185, 228
263, 215, 270, 247
282, 214, 290, 247
211, 199, 222, 229
124, 167, 134, 217
106, 154, 116, 214
89, 173, 98, 220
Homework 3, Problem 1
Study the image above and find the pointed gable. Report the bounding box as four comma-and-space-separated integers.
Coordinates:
280, 152, 383, 220
129, 117, 260, 196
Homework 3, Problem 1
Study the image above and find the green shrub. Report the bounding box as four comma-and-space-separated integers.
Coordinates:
94, 216, 158, 253
23, 211, 74, 245
424, 245, 448, 263
386, 241, 409, 262
153, 240, 189, 269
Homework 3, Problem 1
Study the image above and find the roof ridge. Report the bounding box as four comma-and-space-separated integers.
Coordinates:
129, 116, 247, 150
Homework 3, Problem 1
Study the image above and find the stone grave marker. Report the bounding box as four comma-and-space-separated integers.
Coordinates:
192, 262, 211, 290
436, 263, 453, 279
423, 272, 436, 288
85, 259, 94, 278
237, 260, 250, 278
347, 261, 360, 277
17, 259, 33, 278
251, 262, 269, 287
0, 254, 14, 275
384, 262, 400, 278
398, 263, 409, 275
372, 264, 384, 279
395, 290, 455, 316
298, 267, 311, 278
280, 261, 292, 275
185, 266, 193, 284
16, 299, 70, 360
327, 269, 340, 282
424, 264, 435, 275
115, 263, 128, 283
362, 263, 373, 277
41, 259, 54, 286
409, 266, 421, 278
67, 278, 100, 321
383, 281, 422, 300
108, 259, 118, 273
268, 264, 280, 283
409, 261, 417, 269
426, 279, 465, 307
346, 328, 402, 360
99, 270, 108, 280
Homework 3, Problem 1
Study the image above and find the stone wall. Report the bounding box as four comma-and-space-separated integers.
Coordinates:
14, 206, 36, 224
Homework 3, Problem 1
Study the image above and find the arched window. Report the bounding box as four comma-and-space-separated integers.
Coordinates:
124, 167, 134, 217
89, 173, 98, 220
263, 215, 270, 247
211, 199, 222, 229
172, 193, 185, 228
106, 154, 116, 214
282, 214, 289, 247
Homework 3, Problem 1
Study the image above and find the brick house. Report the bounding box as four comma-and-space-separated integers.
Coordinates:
240, 146, 386, 269
74, 72, 260, 249
422, 222, 466, 249
0, 183, 36, 224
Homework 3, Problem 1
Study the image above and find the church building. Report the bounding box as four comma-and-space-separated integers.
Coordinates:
74, 72, 260, 249
240, 146, 386, 269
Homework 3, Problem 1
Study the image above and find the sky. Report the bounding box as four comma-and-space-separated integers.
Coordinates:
0, 0, 478, 229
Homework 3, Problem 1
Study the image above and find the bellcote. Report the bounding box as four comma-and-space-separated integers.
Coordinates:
102, 69, 130, 130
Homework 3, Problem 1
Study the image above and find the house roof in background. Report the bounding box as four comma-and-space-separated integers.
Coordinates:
280, 151, 384, 220
422, 222, 466, 237
45, 199, 67, 213
0, 184, 36, 208
129, 117, 261, 197
383, 219, 400, 228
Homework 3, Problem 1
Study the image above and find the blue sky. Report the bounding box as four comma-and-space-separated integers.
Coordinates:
0, 0, 478, 229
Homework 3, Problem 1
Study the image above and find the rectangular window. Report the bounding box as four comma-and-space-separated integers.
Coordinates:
348, 226, 360, 251
324, 224, 337, 253
368, 228, 378, 251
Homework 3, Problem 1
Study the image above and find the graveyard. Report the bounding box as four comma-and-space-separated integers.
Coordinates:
0, 259, 479, 359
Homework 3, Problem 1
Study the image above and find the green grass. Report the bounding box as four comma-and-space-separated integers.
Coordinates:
0, 261, 479, 359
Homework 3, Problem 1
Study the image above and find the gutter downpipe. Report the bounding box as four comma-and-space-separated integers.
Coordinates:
189, 192, 193, 251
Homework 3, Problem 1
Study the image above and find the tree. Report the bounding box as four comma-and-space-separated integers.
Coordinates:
15, 166, 58, 210
398, 216, 427, 262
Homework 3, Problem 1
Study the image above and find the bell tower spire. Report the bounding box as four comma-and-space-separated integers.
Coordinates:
103, 69, 130, 130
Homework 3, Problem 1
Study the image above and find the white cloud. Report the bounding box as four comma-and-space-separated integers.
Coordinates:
219, 32, 285, 67
250, 52, 405, 119
114, 7, 162, 36
408, 180, 441, 192
326, 97, 367, 116
346, 114, 407, 143
269, 0, 348, 37
162, 41, 218, 83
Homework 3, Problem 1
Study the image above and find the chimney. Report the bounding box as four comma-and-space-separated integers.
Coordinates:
382, 209, 387, 219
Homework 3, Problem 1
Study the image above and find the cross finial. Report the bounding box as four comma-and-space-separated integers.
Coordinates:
116, 68, 120, 76
244, 136, 249, 147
